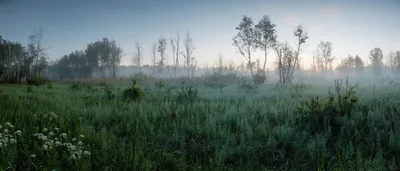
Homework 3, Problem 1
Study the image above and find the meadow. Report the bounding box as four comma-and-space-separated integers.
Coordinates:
1, 75, 400, 171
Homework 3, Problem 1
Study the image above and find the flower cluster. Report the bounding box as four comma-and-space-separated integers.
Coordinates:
32, 112, 90, 160
0, 122, 21, 148
33, 112, 58, 122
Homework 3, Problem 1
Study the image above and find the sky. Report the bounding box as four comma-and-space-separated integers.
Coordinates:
1, 0, 399, 70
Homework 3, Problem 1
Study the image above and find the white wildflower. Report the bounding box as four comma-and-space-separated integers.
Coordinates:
83, 151, 91, 156
3, 129, 9, 133
77, 141, 83, 146
15, 130, 22, 136
49, 131, 54, 136
70, 154, 77, 160
5, 122, 13, 128
30, 154, 36, 158
42, 144, 48, 150
60, 133, 67, 139
54, 127, 59, 131
79, 135, 85, 138
49, 112, 58, 119
9, 138, 16, 144
43, 128, 48, 132
0, 125, 2, 129
72, 138, 76, 142
55, 141, 62, 146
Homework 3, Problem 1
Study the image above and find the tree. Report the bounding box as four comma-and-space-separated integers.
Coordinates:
175, 32, 180, 75
157, 37, 167, 70
233, 16, 257, 78
354, 55, 364, 76
274, 25, 308, 84
396, 51, 400, 72
109, 40, 123, 79
255, 15, 277, 74
0, 36, 31, 83
170, 38, 176, 77
182, 31, 195, 77
85, 41, 101, 77
386, 51, 398, 74
84, 38, 123, 78
50, 50, 90, 80
28, 28, 47, 77
369, 47, 384, 76
133, 42, 143, 73
151, 43, 157, 77
315, 41, 335, 73
336, 55, 355, 75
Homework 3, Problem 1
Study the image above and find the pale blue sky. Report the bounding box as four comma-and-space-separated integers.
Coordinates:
1, 0, 399, 69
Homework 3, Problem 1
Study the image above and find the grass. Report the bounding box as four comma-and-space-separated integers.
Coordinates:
1, 76, 400, 170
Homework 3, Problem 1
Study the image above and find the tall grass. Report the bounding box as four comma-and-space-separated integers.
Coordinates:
0, 78, 400, 170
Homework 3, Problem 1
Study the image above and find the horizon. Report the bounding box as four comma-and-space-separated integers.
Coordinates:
1, 0, 399, 70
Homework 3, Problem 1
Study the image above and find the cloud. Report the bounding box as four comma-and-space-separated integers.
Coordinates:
319, 5, 341, 19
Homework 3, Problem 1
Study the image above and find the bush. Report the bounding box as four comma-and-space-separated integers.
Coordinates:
252, 69, 267, 85
69, 82, 92, 91
202, 72, 237, 88
176, 81, 198, 104
103, 84, 115, 100
27, 76, 48, 86
238, 83, 259, 93
47, 83, 53, 89
122, 79, 143, 101
155, 80, 165, 89
295, 78, 358, 137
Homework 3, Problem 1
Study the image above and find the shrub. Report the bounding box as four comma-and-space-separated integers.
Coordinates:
176, 81, 198, 104
122, 79, 143, 101
238, 83, 259, 93
27, 76, 48, 86
253, 69, 267, 85
69, 82, 92, 91
295, 78, 358, 137
103, 85, 115, 100
155, 80, 165, 89
47, 83, 53, 89
202, 72, 237, 88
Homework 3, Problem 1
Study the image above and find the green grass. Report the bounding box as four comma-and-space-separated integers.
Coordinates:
1, 78, 400, 170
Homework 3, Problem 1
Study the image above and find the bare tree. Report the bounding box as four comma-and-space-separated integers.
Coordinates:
396, 51, 400, 73
176, 32, 180, 75
170, 38, 176, 77
315, 41, 335, 73
216, 53, 225, 75
386, 51, 398, 74
274, 25, 308, 84
28, 28, 47, 77
233, 16, 257, 77
151, 43, 157, 77
157, 37, 167, 71
182, 31, 195, 77
133, 42, 143, 73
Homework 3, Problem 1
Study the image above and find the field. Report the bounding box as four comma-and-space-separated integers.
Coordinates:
1, 76, 400, 171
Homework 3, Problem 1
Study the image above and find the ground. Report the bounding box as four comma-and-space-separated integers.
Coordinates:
0, 76, 400, 170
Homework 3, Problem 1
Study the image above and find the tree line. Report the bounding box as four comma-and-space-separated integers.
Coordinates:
232, 15, 400, 84
1, 15, 399, 84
